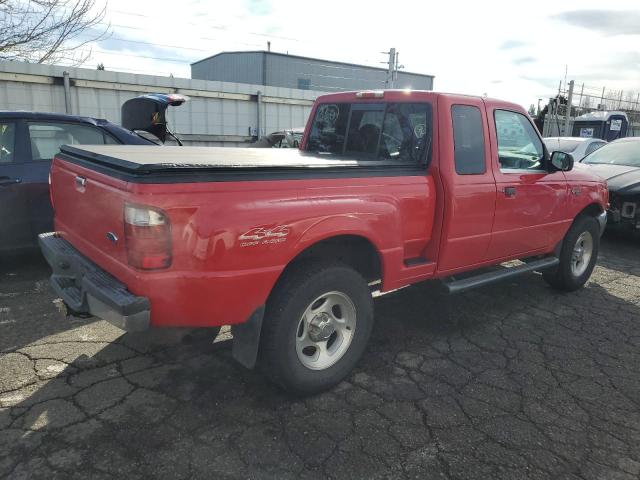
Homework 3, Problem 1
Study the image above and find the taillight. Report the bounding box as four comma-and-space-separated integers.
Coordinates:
124, 203, 172, 270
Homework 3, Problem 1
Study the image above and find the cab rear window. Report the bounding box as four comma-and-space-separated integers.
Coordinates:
305, 102, 432, 164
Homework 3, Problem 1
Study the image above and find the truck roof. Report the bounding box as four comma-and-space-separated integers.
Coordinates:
314, 90, 524, 112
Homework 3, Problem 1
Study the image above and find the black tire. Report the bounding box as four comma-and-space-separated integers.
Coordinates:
543, 215, 600, 292
259, 261, 374, 396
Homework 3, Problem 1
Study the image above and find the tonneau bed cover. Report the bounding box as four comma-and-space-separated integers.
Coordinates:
58, 145, 424, 183
60, 145, 364, 172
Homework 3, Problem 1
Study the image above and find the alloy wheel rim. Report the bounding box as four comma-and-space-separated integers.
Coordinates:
295, 291, 357, 371
571, 231, 594, 278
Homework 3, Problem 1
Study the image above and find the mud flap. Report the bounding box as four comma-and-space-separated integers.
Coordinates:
231, 306, 265, 369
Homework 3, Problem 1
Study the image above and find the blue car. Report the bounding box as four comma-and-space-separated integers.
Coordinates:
0, 112, 152, 252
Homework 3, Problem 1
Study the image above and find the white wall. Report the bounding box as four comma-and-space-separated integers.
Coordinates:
0, 61, 322, 146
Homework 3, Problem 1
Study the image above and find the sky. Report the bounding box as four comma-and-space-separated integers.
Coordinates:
80, 0, 640, 109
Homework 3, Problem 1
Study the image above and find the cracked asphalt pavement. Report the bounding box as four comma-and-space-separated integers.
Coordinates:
1, 234, 640, 479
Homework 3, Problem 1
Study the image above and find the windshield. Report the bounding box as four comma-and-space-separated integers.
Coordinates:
306, 102, 432, 163
582, 140, 640, 167
545, 139, 580, 152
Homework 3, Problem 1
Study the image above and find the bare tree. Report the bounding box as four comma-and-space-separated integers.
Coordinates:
0, 0, 108, 65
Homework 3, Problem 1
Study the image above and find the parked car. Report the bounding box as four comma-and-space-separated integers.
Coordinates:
0, 94, 186, 252
580, 137, 640, 233
544, 137, 607, 161
250, 127, 305, 148
0, 112, 152, 252
39, 90, 608, 395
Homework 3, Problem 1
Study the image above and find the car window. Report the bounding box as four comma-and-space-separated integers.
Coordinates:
582, 140, 640, 167
494, 110, 545, 172
585, 141, 605, 156
306, 102, 432, 164
452, 105, 485, 175
545, 139, 580, 152
104, 133, 119, 144
28, 122, 113, 161
0, 123, 16, 164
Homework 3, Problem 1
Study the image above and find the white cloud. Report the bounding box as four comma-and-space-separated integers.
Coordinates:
82, 0, 640, 109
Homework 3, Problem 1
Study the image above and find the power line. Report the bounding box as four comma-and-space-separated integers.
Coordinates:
95, 36, 211, 52
107, 9, 302, 42
91, 49, 193, 64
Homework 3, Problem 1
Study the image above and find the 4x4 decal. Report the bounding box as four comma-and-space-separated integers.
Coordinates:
239, 225, 290, 247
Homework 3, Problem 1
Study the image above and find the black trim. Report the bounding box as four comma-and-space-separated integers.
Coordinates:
443, 256, 559, 294
57, 150, 429, 184
39, 232, 150, 331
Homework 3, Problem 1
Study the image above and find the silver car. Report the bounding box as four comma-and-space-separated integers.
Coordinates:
544, 137, 607, 161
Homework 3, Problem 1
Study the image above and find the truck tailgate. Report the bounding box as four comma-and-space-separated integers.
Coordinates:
51, 155, 130, 268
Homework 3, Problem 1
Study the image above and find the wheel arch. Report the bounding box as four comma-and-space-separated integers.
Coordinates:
576, 202, 605, 219
277, 234, 383, 287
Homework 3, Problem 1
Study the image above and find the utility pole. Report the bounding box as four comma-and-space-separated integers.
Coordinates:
563, 80, 574, 136
386, 48, 396, 88
381, 48, 404, 88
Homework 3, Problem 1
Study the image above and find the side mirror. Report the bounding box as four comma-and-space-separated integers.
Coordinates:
550, 151, 574, 172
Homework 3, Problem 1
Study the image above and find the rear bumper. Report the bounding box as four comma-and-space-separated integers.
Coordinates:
39, 232, 150, 331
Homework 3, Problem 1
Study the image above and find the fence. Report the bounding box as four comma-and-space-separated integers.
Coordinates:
542, 80, 640, 137
0, 61, 323, 146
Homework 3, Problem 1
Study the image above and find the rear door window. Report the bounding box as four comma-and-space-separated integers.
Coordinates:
585, 141, 605, 156
0, 123, 16, 164
306, 102, 432, 164
28, 122, 116, 161
452, 105, 485, 174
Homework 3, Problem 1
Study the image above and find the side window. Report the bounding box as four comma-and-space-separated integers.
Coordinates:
104, 133, 119, 144
28, 122, 109, 161
585, 141, 605, 156
0, 123, 16, 164
452, 105, 485, 174
494, 110, 544, 172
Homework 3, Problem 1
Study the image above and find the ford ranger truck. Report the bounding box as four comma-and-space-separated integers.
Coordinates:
40, 90, 608, 395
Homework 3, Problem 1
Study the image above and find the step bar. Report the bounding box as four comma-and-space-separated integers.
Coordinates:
442, 257, 559, 295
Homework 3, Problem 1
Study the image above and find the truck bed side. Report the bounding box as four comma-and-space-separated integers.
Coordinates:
51, 151, 437, 327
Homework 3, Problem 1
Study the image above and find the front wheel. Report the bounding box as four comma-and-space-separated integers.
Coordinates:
543, 215, 600, 292
259, 262, 374, 395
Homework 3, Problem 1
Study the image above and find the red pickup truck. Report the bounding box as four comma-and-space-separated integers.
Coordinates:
40, 90, 608, 395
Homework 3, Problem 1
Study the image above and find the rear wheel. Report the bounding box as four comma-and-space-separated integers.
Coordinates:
543, 215, 600, 291
260, 262, 374, 395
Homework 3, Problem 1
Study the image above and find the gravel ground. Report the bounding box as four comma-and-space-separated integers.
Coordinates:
0, 234, 639, 480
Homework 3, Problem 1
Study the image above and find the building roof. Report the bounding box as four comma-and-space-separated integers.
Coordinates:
575, 111, 628, 121
191, 50, 434, 79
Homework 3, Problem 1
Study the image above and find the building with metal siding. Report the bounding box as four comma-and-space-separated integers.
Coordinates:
191, 51, 434, 92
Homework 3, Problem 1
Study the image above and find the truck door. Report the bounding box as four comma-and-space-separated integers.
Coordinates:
436, 97, 497, 273
0, 120, 33, 250
486, 107, 567, 259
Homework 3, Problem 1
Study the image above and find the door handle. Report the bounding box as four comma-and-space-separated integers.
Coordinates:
503, 186, 517, 197
0, 177, 21, 186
